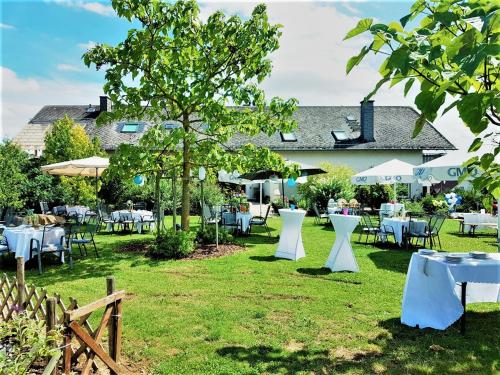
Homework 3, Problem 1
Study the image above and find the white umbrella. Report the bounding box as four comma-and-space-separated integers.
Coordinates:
42, 156, 110, 207
351, 159, 416, 201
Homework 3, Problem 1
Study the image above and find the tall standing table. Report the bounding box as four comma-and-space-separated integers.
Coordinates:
275, 209, 306, 260
325, 214, 361, 272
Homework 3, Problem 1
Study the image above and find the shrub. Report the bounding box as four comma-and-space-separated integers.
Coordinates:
0, 312, 62, 375
148, 229, 196, 259
355, 184, 391, 210
191, 182, 225, 213
196, 225, 233, 245
453, 188, 482, 212
401, 200, 425, 214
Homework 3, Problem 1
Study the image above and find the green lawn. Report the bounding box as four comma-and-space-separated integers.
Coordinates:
4, 217, 500, 374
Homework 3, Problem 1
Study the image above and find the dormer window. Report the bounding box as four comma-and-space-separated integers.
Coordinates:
280, 132, 297, 142
332, 130, 348, 141
346, 115, 355, 122
86, 105, 96, 113
120, 122, 141, 133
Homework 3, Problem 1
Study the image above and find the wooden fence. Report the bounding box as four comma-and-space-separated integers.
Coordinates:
0, 257, 126, 374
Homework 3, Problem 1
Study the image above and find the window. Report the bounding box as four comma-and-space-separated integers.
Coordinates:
346, 115, 356, 122
280, 132, 297, 142
120, 122, 140, 133
164, 121, 181, 130
332, 130, 348, 141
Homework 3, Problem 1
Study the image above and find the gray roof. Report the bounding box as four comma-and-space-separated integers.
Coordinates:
20, 104, 455, 152
227, 106, 455, 151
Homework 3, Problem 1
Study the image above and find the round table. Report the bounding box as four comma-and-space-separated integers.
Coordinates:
3, 225, 66, 262
110, 210, 155, 233
275, 209, 306, 260
325, 214, 361, 272
381, 218, 427, 246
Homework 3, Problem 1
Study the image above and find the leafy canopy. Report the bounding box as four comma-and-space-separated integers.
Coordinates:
83, 0, 298, 229
345, 0, 499, 203
0, 141, 29, 209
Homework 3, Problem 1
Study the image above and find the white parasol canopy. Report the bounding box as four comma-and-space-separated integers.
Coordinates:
41, 156, 109, 177
351, 159, 416, 185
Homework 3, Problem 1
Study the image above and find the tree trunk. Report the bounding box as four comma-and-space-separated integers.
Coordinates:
181, 115, 191, 231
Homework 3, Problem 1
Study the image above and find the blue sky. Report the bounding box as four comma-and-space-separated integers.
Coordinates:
1, 0, 471, 149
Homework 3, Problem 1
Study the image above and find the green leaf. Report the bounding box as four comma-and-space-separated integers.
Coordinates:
412, 113, 427, 138
442, 99, 459, 115
387, 47, 410, 74
468, 138, 483, 152
403, 78, 415, 97
400, 14, 412, 27
365, 76, 390, 101
456, 93, 491, 130
344, 18, 373, 40
346, 46, 369, 74
480, 153, 494, 170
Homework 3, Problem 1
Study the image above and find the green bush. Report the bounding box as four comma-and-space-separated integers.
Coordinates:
298, 163, 355, 211
355, 184, 391, 210
148, 229, 196, 259
453, 188, 482, 212
191, 182, 225, 213
0, 312, 62, 375
196, 225, 233, 245
401, 200, 424, 214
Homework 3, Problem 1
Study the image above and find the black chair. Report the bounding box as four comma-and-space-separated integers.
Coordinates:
53, 205, 67, 217
359, 213, 380, 244
0, 233, 10, 256
133, 202, 147, 210
39, 201, 52, 215
30, 224, 72, 274
221, 212, 241, 234
404, 214, 430, 249
67, 216, 99, 257
312, 204, 329, 224
249, 205, 272, 237
118, 211, 134, 233
98, 206, 117, 232
428, 215, 446, 249
1, 207, 15, 226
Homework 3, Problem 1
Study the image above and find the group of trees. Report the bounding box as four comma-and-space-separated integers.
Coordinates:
0, 116, 103, 211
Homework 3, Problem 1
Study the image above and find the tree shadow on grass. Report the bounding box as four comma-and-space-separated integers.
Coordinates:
249, 255, 281, 262
295, 268, 363, 285
367, 249, 413, 274
217, 311, 500, 374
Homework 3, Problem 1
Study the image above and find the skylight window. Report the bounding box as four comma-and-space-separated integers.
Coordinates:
332, 130, 348, 141
121, 123, 140, 133
346, 115, 356, 122
280, 132, 297, 142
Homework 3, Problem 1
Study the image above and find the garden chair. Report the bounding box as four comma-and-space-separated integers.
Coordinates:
66, 216, 99, 257
249, 205, 272, 237
1, 207, 15, 226
202, 204, 218, 225
312, 204, 329, 224
39, 201, 52, 214
118, 211, 134, 234
0, 233, 11, 256
98, 206, 117, 232
139, 211, 156, 233
404, 213, 430, 249
359, 213, 379, 244
134, 202, 147, 210
30, 224, 72, 274
428, 215, 446, 249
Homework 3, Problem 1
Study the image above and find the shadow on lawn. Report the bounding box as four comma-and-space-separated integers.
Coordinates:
217, 311, 500, 374
367, 249, 413, 274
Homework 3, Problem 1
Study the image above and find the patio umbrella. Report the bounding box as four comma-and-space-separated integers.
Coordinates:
351, 159, 416, 201
240, 161, 326, 206
41, 156, 109, 208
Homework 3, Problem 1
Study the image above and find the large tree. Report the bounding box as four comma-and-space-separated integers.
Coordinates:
0, 141, 29, 209
345, 0, 499, 204
83, 0, 297, 230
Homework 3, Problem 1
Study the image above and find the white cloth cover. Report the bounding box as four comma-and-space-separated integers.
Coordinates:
402, 253, 500, 330
461, 213, 497, 232
66, 206, 90, 219
222, 212, 252, 232
110, 210, 155, 233
41, 156, 109, 177
379, 203, 405, 216
325, 214, 361, 272
275, 209, 306, 260
352, 159, 416, 185
381, 218, 427, 246
3, 226, 66, 262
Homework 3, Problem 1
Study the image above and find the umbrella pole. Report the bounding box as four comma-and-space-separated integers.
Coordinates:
282, 179, 285, 207
95, 168, 98, 211
259, 182, 262, 217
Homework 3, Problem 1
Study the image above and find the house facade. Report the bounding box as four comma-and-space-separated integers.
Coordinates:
14, 96, 455, 200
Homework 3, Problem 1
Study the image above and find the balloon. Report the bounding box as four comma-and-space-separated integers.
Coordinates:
133, 175, 144, 185
287, 178, 296, 187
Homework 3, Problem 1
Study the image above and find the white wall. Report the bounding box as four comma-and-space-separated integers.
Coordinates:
245, 149, 425, 201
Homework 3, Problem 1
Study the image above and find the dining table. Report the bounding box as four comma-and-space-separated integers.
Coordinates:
275, 209, 306, 260
402, 251, 500, 332
380, 217, 428, 246
222, 211, 252, 234
3, 225, 66, 262
110, 210, 155, 233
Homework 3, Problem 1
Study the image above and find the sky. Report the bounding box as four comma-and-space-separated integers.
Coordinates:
0, 0, 476, 149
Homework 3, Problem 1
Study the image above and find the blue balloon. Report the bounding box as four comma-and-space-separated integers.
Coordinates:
287, 178, 296, 187
133, 175, 144, 185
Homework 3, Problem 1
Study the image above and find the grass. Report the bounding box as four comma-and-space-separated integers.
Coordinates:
2, 217, 499, 374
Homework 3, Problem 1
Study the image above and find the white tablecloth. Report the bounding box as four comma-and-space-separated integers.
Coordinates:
380, 203, 404, 216
110, 210, 155, 233
3, 225, 66, 262
461, 213, 497, 232
67, 206, 91, 218
327, 207, 342, 215
326, 214, 361, 272
402, 252, 500, 330
381, 218, 427, 246
222, 212, 252, 232
275, 209, 306, 260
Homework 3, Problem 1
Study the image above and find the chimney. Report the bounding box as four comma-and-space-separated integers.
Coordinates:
100, 95, 112, 112
360, 99, 375, 142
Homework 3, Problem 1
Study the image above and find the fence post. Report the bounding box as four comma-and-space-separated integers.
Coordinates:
16, 257, 26, 309
107, 276, 118, 375
46, 297, 57, 375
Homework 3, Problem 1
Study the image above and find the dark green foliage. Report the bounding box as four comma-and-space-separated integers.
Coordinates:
401, 200, 425, 214
190, 182, 225, 214
148, 229, 196, 259
355, 184, 391, 210
0, 141, 29, 209
454, 188, 483, 212
196, 225, 233, 245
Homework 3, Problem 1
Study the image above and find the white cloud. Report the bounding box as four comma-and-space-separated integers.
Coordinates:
56, 63, 82, 72
0, 23, 15, 30
0, 67, 103, 139
77, 40, 97, 50
52, 0, 115, 16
